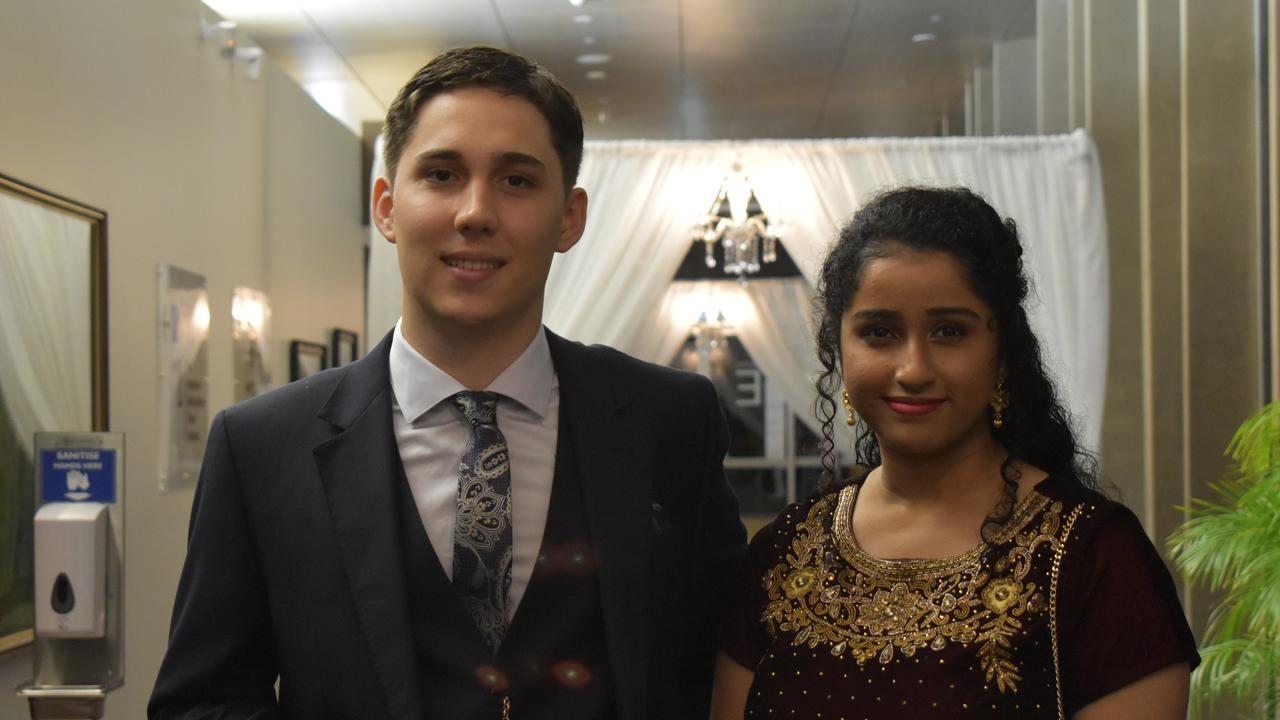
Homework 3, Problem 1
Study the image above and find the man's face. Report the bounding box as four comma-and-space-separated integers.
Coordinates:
373, 87, 587, 341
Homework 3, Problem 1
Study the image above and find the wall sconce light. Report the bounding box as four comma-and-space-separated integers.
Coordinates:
691, 311, 733, 378
236, 46, 263, 81
231, 287, 272, 401
200, 15, 263, 81
200, 17, 239, 56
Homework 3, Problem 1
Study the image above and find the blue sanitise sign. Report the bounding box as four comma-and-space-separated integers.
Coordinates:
40, 448, 117, 503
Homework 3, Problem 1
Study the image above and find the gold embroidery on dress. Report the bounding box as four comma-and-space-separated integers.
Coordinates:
1049, 504, 1085, 719
763, 484, 1070, 695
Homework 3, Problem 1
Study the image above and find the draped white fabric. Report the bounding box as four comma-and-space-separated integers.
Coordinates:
367, 130, 1108, 451
0, 192, 93, 457
631, 279, 855, 449
542, 144, 741, 350
736, 279, 841, 442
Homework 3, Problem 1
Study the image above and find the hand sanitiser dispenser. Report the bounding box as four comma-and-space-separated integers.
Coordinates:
34, 502, 109, 638
21, 432, 125, 720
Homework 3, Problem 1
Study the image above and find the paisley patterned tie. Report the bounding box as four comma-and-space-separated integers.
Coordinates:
450, 391, 513, 653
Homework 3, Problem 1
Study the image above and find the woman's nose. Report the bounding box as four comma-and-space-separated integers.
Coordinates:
894, 338, 935, 390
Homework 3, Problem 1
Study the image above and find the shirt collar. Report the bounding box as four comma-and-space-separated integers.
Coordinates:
389, 319, 556, 423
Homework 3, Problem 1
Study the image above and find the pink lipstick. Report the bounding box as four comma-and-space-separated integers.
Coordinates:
884, 397, 945, 415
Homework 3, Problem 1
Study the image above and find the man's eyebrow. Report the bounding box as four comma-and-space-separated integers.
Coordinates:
408, 149, 546, 172
493, 151, 546, 171
410, 148, 463, 164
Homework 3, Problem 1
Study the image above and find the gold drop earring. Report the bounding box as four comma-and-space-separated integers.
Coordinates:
991, 383, 1009, 429
841, 389, 856, 426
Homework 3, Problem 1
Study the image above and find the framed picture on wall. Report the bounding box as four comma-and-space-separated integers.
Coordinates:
289, 340, 328, 381
0, 173, 108, 654
156, 264, 209, 492
330, 328, 359, 368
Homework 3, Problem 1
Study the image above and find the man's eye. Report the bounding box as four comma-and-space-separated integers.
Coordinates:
424, 169, 454, 182
504, 175, 534, 188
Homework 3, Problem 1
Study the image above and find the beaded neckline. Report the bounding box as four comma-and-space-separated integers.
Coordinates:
832, 481, 1052, 578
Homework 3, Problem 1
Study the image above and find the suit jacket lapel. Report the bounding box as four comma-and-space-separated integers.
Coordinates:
313, 333, 422, 720
547, 331, 650, 720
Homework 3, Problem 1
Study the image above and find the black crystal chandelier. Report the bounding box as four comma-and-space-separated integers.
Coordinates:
691, 175, 780, 278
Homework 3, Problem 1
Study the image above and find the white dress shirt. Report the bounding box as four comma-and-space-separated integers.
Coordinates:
388, 319, 558, 618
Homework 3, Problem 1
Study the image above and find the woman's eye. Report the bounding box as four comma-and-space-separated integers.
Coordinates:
859, 326, 895, 341
934, 324, 966, 339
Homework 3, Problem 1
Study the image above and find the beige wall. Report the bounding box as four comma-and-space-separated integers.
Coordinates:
1047, 1, 1265, 715
1037, 0, 1072, 134
1272, 0, 1280, 403
0, 0, 363, 717
264, 68, 367, 384
994, 36, 1039, 135
1045, 0, 1263, 552
1179, 0, 1263, 636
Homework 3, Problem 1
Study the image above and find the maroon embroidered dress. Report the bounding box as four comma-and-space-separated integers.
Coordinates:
721, 476, 1198, 719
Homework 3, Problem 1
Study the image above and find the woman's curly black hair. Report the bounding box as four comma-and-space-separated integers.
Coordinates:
813, 186, 1098, 540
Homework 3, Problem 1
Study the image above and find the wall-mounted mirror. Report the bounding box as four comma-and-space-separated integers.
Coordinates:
0, 173, 107, 653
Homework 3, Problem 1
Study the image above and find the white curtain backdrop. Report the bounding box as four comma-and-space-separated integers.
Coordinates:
367, 130, 1108, 451
0, 192, 94, 457
737, 279, 834, 441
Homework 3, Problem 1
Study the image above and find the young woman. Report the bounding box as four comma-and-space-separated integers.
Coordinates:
712, 187, 1198, 719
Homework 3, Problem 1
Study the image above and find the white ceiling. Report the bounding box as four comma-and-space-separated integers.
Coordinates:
202, 0, 1036, 139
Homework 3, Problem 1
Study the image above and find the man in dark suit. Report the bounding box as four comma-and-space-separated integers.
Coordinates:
149, 46, 746, 720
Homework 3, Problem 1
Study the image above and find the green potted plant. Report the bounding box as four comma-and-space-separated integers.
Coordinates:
1168, 401, 1280, 717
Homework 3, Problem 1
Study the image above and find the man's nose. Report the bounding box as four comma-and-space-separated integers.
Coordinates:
455, 180, 498, 235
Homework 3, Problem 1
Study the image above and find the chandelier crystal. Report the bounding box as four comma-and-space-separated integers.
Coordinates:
691, 178, 779, 278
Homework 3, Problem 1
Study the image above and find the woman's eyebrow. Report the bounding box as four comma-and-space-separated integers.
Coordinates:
850, 309, 900, 321
926, 306, 982, 319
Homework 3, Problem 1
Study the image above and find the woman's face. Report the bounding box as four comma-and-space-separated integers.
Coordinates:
840, 247, 1001, 460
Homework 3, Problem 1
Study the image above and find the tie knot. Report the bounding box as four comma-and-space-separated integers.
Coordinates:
452, 391, 499, 426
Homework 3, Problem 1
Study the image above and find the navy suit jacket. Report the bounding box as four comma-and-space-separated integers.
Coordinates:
149, 330, 746, 719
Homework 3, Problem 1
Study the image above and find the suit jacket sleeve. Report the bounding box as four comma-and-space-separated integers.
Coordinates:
148, 409, 282, 719
678, 375, 748, 715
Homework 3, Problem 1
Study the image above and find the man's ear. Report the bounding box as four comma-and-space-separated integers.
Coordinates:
372, 175, 396, 243
556, 186, 588, 253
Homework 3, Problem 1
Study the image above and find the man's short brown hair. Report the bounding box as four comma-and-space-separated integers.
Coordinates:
382, 46, 584, 192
